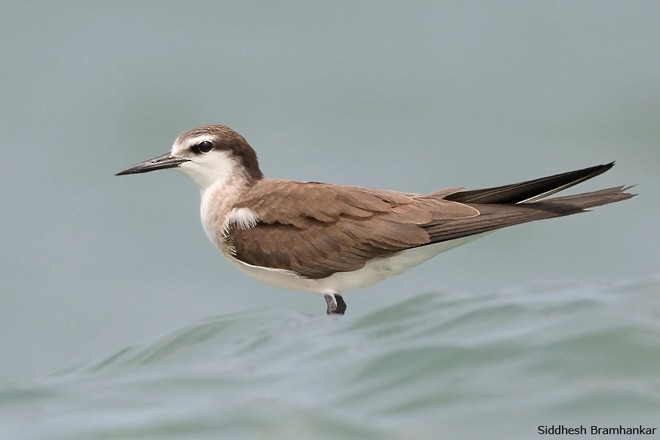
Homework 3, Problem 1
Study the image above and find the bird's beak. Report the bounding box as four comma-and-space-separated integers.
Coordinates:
115, 153, 190, 176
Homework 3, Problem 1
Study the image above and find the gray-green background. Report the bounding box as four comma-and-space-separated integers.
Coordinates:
1, 2, 659, 438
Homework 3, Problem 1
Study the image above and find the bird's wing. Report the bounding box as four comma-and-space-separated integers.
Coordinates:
445, 163, 615, 204
224, 180, 478, 279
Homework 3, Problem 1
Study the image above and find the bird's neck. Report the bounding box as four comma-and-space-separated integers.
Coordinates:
199, 172, 256, 246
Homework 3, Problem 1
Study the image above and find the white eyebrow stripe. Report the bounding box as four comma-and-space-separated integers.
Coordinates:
184, 134, 214, 147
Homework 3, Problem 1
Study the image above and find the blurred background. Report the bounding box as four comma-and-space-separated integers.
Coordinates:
1, 1, 659, 438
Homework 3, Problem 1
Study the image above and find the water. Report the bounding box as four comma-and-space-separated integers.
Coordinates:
2, 278, 658, 440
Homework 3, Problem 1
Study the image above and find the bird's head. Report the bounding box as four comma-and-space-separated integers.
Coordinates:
116, 125, 263, 191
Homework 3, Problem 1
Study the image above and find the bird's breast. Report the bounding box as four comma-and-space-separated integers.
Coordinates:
199, 180, 245, 248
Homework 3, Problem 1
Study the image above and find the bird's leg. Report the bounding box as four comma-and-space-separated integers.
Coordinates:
324, 293, 347, 315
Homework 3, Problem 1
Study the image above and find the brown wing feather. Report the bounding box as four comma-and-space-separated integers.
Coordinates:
226, 180, 479, 279
224, 176, 633, 279
425, 186, 634, 243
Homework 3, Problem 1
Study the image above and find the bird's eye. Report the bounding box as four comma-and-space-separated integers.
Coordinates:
192, 140, 214, 154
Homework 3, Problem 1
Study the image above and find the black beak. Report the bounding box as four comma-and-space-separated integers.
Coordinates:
115, 153, 190, 176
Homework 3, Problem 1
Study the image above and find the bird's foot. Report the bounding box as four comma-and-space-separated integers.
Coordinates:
324, 293, 346, 315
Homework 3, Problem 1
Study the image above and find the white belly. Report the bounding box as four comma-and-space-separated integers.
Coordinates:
223, 233, 488, 294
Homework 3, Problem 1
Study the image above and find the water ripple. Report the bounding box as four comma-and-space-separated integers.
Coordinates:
2, 278, 659, 439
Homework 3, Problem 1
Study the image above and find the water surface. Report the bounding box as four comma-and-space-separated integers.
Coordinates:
2, 278, 658, 439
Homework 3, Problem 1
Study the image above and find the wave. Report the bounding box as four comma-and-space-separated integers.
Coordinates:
2, 278, 659, 439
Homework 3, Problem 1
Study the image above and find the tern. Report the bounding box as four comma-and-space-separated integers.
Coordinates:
116, 125, 634, 315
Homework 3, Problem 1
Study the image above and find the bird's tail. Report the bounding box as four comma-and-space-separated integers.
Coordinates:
538, 185, 636, 210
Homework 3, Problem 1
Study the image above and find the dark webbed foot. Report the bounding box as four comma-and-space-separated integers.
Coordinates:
324, 293, 347, 315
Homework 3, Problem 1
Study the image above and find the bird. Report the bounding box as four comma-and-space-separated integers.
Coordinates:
116, 124, 635, 315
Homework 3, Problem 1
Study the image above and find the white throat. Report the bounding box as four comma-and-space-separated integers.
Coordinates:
177, 150, 238, 192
